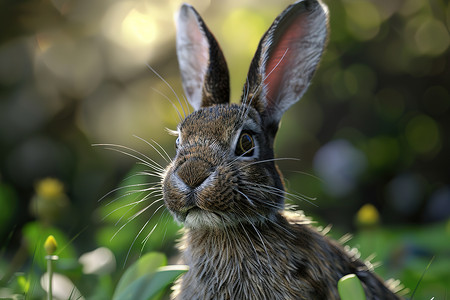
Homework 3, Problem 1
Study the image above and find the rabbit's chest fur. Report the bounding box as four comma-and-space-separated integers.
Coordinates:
172, 212, 400, 300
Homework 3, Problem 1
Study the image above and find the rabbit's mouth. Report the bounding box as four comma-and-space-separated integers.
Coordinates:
163, 161, 239, 225
186, 206, 202, 215
163, 163, 282, 228
183, 207, 223, 228
183, 206, 255, 229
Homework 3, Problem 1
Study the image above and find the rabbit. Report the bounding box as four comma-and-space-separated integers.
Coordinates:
162, 0, 403, 299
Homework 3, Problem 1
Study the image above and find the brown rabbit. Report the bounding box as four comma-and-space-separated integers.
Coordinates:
162, 0, 403, 299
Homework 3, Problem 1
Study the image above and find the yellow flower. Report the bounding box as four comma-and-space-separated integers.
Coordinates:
44, 235, 58, 255
36, 178, 64, 199
30, 178, 69, 224
356, 204, 380, 227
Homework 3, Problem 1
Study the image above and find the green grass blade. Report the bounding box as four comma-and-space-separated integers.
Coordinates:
338, 274, 367, 300
113, 265, 188, 300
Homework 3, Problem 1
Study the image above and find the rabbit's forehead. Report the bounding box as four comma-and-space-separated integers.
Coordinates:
178, 104, 261, 142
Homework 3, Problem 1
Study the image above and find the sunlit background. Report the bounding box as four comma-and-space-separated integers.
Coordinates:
0, 0, 449, 298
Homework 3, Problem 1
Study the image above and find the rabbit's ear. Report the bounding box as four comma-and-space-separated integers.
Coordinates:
176, 4, 230, 111
242, 0, 328, 127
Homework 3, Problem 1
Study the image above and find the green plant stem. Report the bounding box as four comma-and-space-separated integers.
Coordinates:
45, 255, 58, 300
47, 257, 53, 300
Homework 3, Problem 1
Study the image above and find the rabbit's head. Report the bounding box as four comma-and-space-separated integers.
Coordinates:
163, 0, 328, 228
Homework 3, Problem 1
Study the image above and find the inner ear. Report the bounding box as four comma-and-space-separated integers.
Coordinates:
241, 0, 328, 126
176, 4, 230, 110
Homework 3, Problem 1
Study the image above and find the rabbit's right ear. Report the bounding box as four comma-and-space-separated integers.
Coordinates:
176, 4, 230, 111
242, 0, 328, 130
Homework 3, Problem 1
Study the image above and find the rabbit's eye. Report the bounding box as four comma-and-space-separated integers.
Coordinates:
175, 137, 180, 149
236, 131, 255, 157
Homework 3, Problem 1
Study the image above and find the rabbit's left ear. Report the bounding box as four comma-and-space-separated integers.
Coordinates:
176, 4, 230, 111
242, 0, 328, 128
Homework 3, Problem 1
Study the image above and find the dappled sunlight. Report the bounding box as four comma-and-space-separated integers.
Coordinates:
414, 19, 450, 56
405, 114, 441, 156
122, 8, 159, 45
35, 30, 104, 98
344, 0, 381, 40
101, 2, 161, 64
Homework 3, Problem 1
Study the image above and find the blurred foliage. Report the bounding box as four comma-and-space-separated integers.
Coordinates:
0, 0, 449, 298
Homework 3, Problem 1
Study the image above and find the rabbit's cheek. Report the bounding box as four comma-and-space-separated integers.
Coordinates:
196, 184, 232, 212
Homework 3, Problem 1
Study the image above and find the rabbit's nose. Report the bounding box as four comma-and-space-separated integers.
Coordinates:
177, 159, 212, 189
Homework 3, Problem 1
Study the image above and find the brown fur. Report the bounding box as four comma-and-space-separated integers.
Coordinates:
172, 212, 400, 300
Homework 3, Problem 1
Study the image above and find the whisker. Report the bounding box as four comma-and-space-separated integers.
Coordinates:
226, 146, 257, 166
142, 203, 167, 243
241, 157, 300, 168
157, 209, 178, 248
235, 189, 255, 207
240, 48, 289, 122
140, 223, 158, 254
236, 206, 269, 260
292, 170, 324, 183
120, 199, 165, 267
134, 135, 173, 163
239, 82, 252, 121
161, 221, 170, 247
110, 197, 163, 240
237, 220, 262, 268
146, 63, 186, 119
239, 202, 296, 238
248, 216, 271, 266
105, 147, 163, 172
182, 94, 191, 115
123, 217, 152, 268
133, 135, 172, 164
260, 183, 317, 204
228, 225, 243, 281
106, 180, 161, 206
264, 48, 289, 81
104, 191, 162, 222
115, 198, 162, 235
98, 182, 157, 203
113, 198, 142, 227
238, 189, 282, 211
242, 181, 317, 207
104, 192, 161, 223
126, 197, 164, 223
134, 169, 164, 179
151, 87, 183, 121
93, 144, 164, 172
220, 215, 231, 260
104, 185, 161, 207
121, 169, 163, 183
111, 202, 141, 239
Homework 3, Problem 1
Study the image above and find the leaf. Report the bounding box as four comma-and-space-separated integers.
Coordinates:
113, 265, 189, 300
17, 274, 30, 293
338, 274, 367, 300
114, 252, 167, 297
